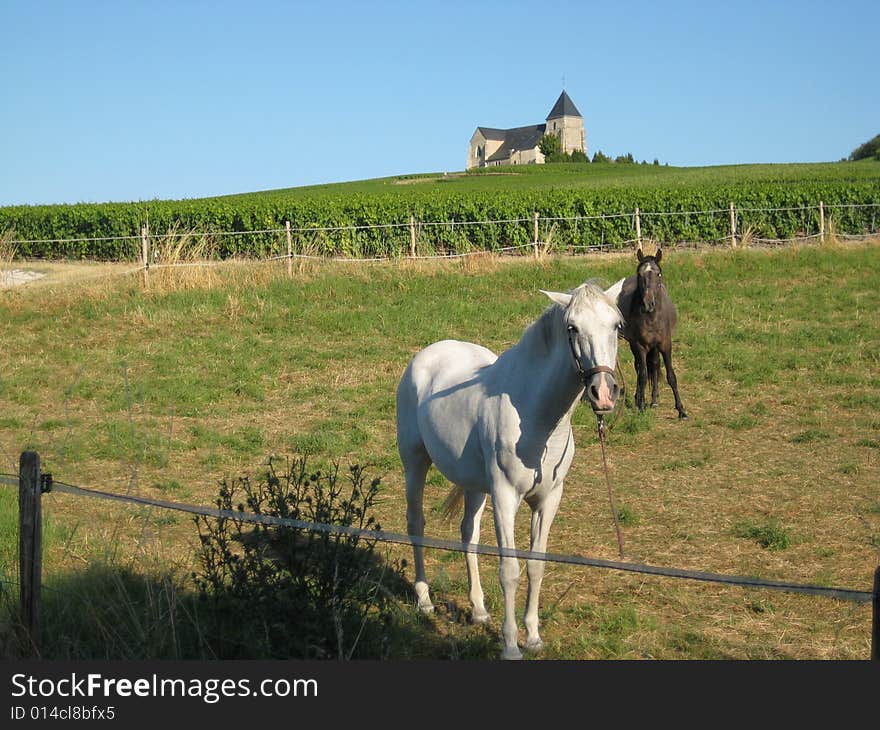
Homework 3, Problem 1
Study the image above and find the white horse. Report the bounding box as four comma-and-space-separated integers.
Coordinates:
396, 279, 624, 659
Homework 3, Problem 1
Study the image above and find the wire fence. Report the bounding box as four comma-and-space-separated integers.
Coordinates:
0, 471, 873, 605
5, 201, 879, 266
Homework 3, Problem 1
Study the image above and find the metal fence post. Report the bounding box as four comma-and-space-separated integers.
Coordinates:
18, 451, 42, 655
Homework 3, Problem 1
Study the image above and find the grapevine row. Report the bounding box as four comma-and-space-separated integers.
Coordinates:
2, 179, 878, 260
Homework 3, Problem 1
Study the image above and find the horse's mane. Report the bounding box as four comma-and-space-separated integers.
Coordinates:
520, 280, 621, 354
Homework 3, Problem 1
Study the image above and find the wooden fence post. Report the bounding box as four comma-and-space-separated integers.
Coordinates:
819, 201, 825, 243
18, 451, 42, 655
872, 565, 879, 660
409, 215, 416, 258
141, 223, 150, 288
635, 207, 642, 249
285, 220, 292, 277
729, 202, 737, 248
533, 211, 539, 259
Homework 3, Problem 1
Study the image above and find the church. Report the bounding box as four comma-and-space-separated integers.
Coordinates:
467, 90, 586, 169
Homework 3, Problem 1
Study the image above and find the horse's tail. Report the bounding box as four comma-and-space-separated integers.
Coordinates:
440, 484, 465, 523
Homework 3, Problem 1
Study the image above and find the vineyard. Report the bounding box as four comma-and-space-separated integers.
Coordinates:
2, 160, 879, 259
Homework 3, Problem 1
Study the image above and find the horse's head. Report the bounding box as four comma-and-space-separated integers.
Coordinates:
540, 282, 622, 415
636, 247, 663, 314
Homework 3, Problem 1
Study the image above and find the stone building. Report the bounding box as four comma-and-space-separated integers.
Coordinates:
467, 91, 586, 169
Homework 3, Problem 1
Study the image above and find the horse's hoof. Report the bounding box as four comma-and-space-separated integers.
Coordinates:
415, 582, 434, 614
524, 637, 544, 654
501, 646, 523, 661
678, 412, 689, 420
650, 402, 659, 409
470, 610, 490, 625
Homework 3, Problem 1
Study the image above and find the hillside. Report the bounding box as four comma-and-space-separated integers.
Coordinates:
2, 160, 879, 259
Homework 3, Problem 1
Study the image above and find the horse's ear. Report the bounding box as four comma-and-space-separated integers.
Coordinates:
540, 289, 573, 308
655, 247, 662, 264
636, 247, 644, 262
604, 278, 625, 304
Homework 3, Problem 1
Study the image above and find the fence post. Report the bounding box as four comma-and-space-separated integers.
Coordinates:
819, 201, 825, 243
729, 202, 737, 248
533, 211, 539, 259
872, 565, 879, 660
141, 224, 150, 288
285, 220, 292, 277
635, 207, 642, 249
18, 451, 42, 656
409, 215, 416, 258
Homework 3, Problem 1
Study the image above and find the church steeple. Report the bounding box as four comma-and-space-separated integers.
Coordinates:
546, 90, 582, 120
544, 90, 586, 157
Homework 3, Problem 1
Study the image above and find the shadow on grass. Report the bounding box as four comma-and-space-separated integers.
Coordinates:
0, 557, 500, 661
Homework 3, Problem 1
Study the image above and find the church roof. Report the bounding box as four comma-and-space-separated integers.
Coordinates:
475, 127, 509, 141
546, 90, 582, 120
485, 123, 547, 161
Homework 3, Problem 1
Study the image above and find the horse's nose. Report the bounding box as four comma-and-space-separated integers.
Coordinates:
587, 371, 618, 414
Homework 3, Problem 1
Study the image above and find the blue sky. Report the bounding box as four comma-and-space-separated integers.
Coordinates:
1, 0, 877, 206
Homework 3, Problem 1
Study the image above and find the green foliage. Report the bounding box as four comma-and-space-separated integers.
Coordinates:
849, 133, 880, 161
0, 161, 878, 259
193, 457, 408, 659
539, 133, 561, 158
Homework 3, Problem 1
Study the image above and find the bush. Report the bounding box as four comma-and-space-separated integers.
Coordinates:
193, 456, 408, 659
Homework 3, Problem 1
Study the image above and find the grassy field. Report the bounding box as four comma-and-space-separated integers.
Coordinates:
0, 239, 878, 659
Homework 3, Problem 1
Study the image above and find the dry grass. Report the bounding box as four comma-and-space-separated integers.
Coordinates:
0, 228, 16, 272
145, 226, 221, 294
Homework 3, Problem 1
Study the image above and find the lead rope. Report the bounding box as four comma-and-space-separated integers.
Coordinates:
597, 415, 625, 559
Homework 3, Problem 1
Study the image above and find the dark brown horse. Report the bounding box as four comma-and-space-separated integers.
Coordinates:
616, 247, 687, 419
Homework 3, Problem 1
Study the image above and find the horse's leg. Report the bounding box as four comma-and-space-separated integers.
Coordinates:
661, 345, 688, 419
490, 483, 523, 660
523, 485, 563, 653
647, 348, 661, 408
630, 341, 648, 412
461, 490, 489, 624
403, 447, 434, 613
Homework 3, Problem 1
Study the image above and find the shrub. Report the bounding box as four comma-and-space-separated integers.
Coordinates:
193, 456, 408, 659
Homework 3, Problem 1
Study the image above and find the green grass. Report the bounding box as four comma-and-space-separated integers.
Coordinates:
734, 519, 793, 551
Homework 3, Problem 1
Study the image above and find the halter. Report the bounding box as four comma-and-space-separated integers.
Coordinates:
567, 328, 615, 385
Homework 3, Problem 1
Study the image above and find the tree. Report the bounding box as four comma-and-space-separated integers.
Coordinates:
539, 133, 561, 159
849, 133, 880, 161
592, 150, 610, 163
